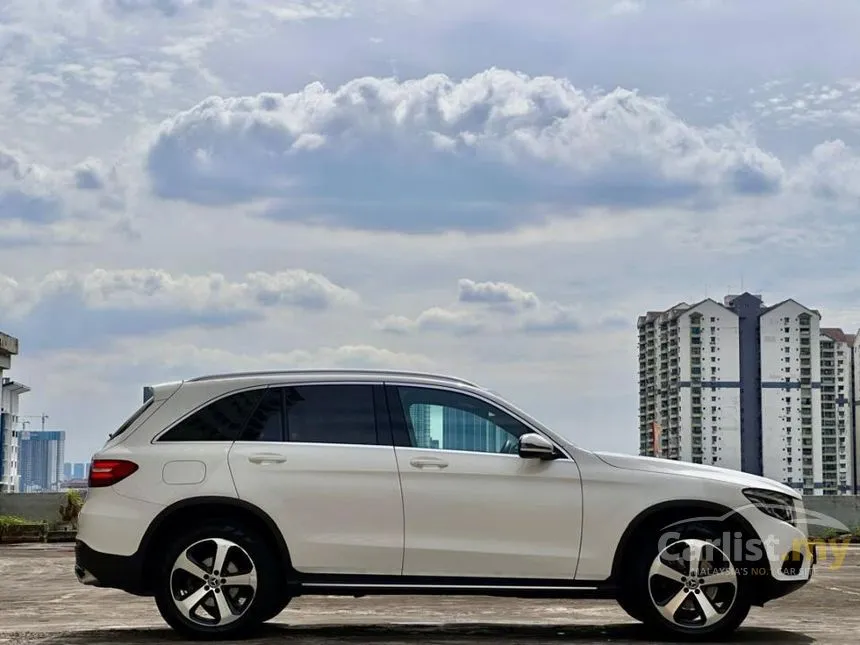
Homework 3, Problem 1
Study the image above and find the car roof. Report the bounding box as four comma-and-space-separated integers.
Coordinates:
182, 369, 483, 389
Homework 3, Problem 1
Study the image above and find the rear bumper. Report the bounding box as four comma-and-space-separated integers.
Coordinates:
75, 540, 149, 596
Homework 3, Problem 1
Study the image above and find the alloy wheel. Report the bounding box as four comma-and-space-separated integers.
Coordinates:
647, 537, 738, 630
170, 537, 258, 627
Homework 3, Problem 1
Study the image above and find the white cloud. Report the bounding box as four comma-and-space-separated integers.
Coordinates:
3, 267, 357, 317
0, 144, 123, 225
0, 0, 356, 161
377, 279, 584, 335
94, 339, 436, 373
144, 69, 787, 232
790, 140, 860, 202
457, 278, 539, 312
520, 302, 582, 333
749, 79, 860, 130
1, 268, 360, 353
375, 307, 484, 335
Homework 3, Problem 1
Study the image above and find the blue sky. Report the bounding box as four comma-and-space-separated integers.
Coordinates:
3, 0, 860, 462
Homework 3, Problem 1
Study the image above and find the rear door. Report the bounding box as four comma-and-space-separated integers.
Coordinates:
227, 382, 404, 576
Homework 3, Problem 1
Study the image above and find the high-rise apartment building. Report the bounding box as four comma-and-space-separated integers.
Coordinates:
0, 332, 22, 493
19, 430, 66, 492
855, 338, 860, 491
638, 293, 858, 495
638, 299, 742, 469
758, 300, 823, 494
0, 377, 28, 493
818, 329, 855, 494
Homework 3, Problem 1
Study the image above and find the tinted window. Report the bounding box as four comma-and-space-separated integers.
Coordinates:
239, 388, 284, 442
395, 386, 530, 454
160, 389, 264, 442
283, 384, 378, 445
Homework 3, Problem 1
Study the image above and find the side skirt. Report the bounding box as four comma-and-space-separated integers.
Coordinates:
290, 573, 618, 599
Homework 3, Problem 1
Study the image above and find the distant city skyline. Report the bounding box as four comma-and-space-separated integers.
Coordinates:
19, 429, 66, 492
63, 461, 90, 481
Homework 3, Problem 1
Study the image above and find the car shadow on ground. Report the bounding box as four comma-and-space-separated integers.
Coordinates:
33, 623, 814, 644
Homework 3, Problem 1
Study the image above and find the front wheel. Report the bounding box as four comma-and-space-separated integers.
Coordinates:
154, 523, 279, 640
633, 531, 752, 640
260, 597, 291, 623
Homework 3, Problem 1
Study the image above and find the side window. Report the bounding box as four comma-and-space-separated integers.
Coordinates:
394, 386, 530, 454
239, 388, 284, 442
283, 384, 378, 445
160, 389, 264, 442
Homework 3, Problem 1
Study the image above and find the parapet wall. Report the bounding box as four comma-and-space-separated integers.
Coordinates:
0, 492, 83, 524
803, 495, 860, 535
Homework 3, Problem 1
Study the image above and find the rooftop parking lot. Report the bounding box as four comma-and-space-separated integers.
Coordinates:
1, 543, 859, 645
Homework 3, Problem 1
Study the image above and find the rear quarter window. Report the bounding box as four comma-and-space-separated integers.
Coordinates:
158, 388, 265, 442
108, 398, 155, 440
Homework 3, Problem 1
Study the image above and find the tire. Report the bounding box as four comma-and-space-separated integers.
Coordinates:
627, 520, 753, 641
260, 597, 291, 623
616, 594, 647, 623
153, 522, 280, 641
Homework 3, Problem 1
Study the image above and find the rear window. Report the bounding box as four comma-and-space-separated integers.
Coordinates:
108, 397, 155, 440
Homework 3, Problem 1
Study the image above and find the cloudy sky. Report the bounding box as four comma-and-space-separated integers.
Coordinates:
3, 0, 860, 462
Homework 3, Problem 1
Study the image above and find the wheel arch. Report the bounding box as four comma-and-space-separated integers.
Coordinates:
609, 498, 761, 583
138, 496, 293, 592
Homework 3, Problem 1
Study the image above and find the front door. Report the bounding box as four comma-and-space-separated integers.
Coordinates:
387, 384, 583, 580
228, 383, 404, 576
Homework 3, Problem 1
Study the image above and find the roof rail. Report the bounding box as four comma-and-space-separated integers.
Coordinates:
185, 369, 482, 388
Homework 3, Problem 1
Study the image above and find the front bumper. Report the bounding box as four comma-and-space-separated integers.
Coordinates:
754, 542, 815, 605
75, 540, 149, 596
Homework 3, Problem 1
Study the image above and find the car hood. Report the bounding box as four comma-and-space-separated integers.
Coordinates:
592, 451, 799, 499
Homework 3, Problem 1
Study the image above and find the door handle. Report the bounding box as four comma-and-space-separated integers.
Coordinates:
248, 453, 287, 465
409, 457, 449, 469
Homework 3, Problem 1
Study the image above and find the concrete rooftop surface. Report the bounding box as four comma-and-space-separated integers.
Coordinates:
2, 544, 860, 644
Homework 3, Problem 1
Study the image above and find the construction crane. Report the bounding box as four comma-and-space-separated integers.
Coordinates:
20, 414, 49, 431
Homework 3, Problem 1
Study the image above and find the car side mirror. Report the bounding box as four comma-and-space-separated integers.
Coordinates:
518, 433, 559, 460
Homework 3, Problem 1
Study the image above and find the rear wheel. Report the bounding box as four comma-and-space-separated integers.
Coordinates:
616, 594, 646, 622
154, 523, 279, 640
628, 523, 752, 640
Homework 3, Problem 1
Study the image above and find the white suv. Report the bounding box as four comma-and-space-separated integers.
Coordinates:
76, 370, 815, 641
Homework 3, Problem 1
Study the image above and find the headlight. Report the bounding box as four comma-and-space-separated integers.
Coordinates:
743, 488, 797, 526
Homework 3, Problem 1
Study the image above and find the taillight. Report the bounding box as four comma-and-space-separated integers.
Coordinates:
88, 459, 139, 488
